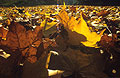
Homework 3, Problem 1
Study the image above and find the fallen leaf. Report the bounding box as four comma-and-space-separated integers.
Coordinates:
0, 27, 8, 40
57, 10, 106, 48
74, 13, 106, 47
0, 22, 43, 63
57, 10, 69, 27
0, 51, 11, 59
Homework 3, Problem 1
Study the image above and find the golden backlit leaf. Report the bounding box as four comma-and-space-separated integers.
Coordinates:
57, 10, 69, 27
46, 52, 51, 69
57, 11, 106, 48
72, 13, 106, 47
68, 16, 79, 30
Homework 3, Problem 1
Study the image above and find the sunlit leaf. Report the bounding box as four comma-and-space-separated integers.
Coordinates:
57, 10, 106, 48
73, 13, 106, 48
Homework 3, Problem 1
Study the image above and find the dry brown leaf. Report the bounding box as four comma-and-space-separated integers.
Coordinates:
0, 22, 43, 63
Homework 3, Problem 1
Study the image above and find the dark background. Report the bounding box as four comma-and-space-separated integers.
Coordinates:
0, 0, 120, 7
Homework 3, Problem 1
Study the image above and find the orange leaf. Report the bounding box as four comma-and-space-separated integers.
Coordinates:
57, 10, 69, 27
0, 27, 8, 40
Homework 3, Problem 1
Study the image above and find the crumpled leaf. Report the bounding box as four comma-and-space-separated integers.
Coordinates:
0, 27, 8, 40
57, 10, 106, 48
0, 22, 43, 63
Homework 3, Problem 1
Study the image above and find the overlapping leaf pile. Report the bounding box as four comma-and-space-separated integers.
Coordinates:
0, 5, 120, 78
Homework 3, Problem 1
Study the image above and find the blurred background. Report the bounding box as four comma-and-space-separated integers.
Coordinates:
0, 0, 120, 7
